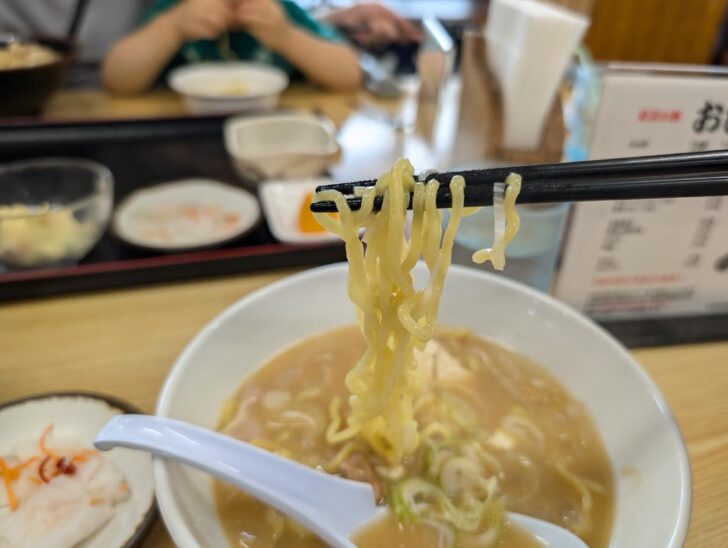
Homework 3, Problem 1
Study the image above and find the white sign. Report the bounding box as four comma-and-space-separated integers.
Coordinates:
555, 69, 728, 319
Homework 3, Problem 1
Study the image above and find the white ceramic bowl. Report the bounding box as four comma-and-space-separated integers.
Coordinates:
168, 62, 289, 115
155, 264, 691, 548
224, 113, 339, 181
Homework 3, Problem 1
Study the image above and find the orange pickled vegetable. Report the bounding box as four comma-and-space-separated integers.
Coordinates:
15, 456, 39, 472
39, 425, 57, 458
298, 192, 335, 234
1, 425, 103, 512
0, 457, 18, 511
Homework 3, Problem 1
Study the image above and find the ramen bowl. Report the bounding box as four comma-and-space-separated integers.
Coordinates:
154, 264, 690, 547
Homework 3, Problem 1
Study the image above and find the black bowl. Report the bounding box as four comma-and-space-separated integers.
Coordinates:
0, 36, 76, 117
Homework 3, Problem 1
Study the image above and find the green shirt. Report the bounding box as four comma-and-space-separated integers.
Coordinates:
143, 0, 343, 77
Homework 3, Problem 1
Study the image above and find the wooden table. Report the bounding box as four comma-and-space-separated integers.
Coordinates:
3, 88, 728, 547
2, 273, 727, 547
43, 86, 399, 128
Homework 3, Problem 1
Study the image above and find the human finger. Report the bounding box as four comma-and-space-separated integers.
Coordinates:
236, 8, 269, 29
396, 18, 423, 41
207, 8, 231, 27
367, 18, 399, 43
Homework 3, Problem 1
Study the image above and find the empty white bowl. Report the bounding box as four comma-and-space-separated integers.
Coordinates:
168, 62, 289, 115
224, 113, 339, 181
154, 264, 690, 548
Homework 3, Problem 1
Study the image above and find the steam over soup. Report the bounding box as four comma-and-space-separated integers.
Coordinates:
215, 326, 614, 547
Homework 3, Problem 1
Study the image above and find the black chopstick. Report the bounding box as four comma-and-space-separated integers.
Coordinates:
313, 172, 728, 212
310, 150, 728, 213
314, 150, 728, 195
67, 0, 91, 39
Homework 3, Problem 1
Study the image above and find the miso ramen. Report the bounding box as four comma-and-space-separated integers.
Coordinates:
214, 326, 614, 547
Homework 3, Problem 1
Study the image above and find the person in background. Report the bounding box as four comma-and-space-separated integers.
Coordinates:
102, 0, 362, 95
0, 0, 154, 86
0, 1, 416, 88
319, 3, 422, 47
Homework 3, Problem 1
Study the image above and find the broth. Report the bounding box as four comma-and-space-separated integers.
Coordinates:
215, 326, 614, 547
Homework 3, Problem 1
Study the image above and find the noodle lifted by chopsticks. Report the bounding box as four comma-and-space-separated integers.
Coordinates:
313, 159, 521, 463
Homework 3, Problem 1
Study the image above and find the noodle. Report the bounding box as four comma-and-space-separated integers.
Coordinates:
472, 173, 522, 268
215, 325, 614, 547
323, 441, 357, 472
216, 159, 617, 546
313, 159, 522, 464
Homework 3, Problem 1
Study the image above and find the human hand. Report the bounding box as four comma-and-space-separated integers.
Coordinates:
168, 0, 234, 41
234, 0, 292, 50
326, 3, 422, 46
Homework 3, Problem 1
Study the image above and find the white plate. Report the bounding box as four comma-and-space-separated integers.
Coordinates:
154, 264, 691, 548
168, 62, 289, 115
259, 178, 339, 244
0, 392, 156, 548
113, 179, 261, 251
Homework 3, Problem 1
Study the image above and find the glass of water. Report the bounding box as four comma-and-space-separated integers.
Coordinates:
451, 202, 571, 293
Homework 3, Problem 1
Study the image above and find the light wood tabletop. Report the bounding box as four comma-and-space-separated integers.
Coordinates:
43, 86, 400, 128
3, 88, 727, 547
1, 272, 727, 547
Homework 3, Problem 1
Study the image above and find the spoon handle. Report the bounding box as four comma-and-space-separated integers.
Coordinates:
95, 415, 378, 548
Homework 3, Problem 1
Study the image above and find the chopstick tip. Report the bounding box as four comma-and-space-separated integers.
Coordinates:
309, 200, 332, 213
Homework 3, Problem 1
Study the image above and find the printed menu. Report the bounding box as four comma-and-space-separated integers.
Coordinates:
555, 67, 728, 319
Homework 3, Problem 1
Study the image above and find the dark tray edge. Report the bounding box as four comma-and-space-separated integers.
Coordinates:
599, 313, 728, 349
0, 242, 346, 302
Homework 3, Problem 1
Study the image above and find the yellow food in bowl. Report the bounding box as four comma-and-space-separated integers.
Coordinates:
0, 42, 59, 70
0, 204, 97, 268
217, 83, 249, 96
298, 192, 334, 234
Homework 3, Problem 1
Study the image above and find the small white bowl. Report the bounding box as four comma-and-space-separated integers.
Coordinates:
259, 178, 340, 245
112, 179, 261, 251
168, 62, 289, 115
0, 392, 156, 548
154, 264, 690, 548
224, 113, 339, 181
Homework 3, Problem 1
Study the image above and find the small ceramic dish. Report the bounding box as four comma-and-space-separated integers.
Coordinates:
259, 178, 339, 245
167, 62, 289, 115
0, 391, 156, 548
113, 179, 261, 251
224, 113, 339, 181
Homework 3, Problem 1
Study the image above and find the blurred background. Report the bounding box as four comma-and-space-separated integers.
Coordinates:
1, 0, 727, 346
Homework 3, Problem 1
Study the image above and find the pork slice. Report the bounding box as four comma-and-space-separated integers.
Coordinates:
339, 453, 385, 503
